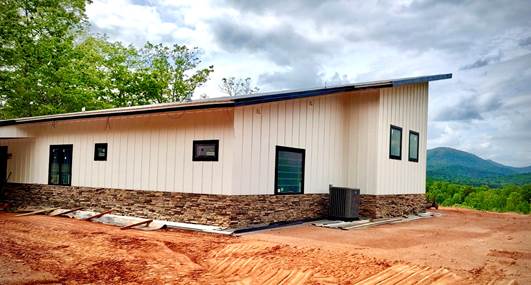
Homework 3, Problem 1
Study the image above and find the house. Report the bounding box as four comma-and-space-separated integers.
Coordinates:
0, 74, 451, 228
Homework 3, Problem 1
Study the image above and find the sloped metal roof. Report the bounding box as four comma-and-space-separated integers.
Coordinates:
0, 73, 451, 126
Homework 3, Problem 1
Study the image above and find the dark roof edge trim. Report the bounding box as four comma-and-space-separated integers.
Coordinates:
234, 73, 452, 107
392, 73, 452, 86
233, 83, 391, 106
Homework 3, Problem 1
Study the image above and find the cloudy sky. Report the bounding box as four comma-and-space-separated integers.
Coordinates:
86, 0, 531, 167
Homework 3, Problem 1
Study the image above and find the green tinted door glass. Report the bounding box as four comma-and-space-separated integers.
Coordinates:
276, 147, 304, 194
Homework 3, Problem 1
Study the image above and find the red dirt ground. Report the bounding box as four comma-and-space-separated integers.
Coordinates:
246, 208, 531, 284
0, 208, 529, 284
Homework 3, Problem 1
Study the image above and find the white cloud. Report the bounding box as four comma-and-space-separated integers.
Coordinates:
87, 0, 180, 45
85, 0, 531, 166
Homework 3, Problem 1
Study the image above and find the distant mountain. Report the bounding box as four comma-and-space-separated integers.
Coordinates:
427, 147, 531, 186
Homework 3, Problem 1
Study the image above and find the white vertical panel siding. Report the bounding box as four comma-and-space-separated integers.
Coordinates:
232, 94, 348, 195
1, 109, 235, 195
345, 90, 380, 195
376, 83, 428, 195
0, 125, 30, 138
0, 139, 36, 183
1, 83, 430, 197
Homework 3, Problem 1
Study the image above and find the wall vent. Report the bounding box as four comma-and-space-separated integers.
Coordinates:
329, 185, 360, 220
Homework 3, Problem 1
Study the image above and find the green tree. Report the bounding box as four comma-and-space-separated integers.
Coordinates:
0, 0, 104, 118
136, 43, 214, 104
74, 38, 214, 107
427, 180, 530, 214
0, 1, 214, 118
74, 36, 142, 107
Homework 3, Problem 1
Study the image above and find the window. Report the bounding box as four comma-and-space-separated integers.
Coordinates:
389, 125, 402, 160
193, 140, 219, 161
409, 131, 419, 162
49, 145, 73, 186
275, 146, 305, 195
94, 143, 108, 161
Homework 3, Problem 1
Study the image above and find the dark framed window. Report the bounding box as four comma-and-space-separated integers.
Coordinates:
49, 145, 73, 186
193, 140, 219, 161
94, 143, 108, 161
409, 131, 419, 162
275, 146, 305, 195
389, 125, 402, 160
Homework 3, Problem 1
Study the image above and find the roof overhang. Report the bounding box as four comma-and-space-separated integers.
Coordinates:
0, 73, 451, 126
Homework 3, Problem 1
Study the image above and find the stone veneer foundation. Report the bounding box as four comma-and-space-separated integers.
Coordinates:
359, 194, 427, 218
2, 183, 426, 228
1, 183, 328, 228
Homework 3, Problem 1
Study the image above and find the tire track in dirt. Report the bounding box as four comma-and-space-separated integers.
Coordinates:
205, 256, 315, 284
353, 264, 463, 284
203, 242, 320, 284
192, 241, 467, 284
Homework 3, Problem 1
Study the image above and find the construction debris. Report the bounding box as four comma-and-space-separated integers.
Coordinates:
82, 209, 114, 221
135, 223, 167, 231
312, 219, 370, 229
7, 205, 441, 234
49, 207, 84, 217
313, 212, 440, 230
44, 208, 229, 234
341, 218, 402, 230
121, 219, 153, 230
15, 208, 57, 217
14, 207, 40, 213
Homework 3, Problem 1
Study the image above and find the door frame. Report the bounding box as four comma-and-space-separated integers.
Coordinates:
48, 144, 73, 186
0, 146, 8, 199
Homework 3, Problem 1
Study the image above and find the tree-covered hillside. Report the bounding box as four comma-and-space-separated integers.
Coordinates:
427, 147, 531, 187
426, 147, 530, 214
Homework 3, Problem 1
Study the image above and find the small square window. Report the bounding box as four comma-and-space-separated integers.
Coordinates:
94, 143, 108, 161
193, 140, 219, 161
